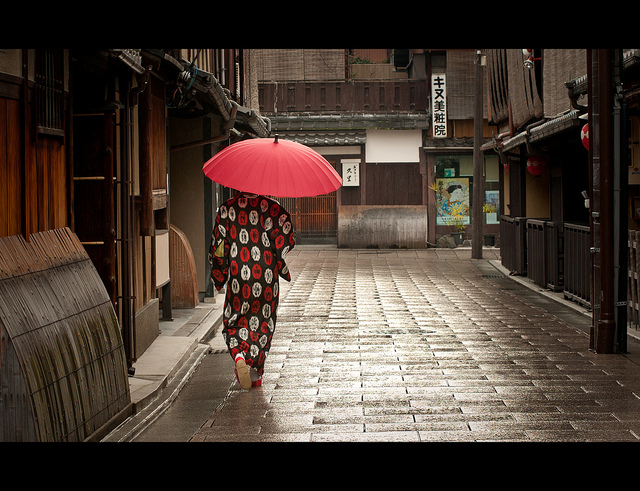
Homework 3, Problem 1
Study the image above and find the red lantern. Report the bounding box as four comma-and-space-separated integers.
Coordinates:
527, 155, 547, 176
581, 123, 589, 150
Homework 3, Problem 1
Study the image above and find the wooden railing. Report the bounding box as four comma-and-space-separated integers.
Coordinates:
500, 216, 529, 275
526, 220, 564, 292
501, 216, 592, 306
564, 223, 591, 307
526, 219, 546, 287
501, 219, 640, 332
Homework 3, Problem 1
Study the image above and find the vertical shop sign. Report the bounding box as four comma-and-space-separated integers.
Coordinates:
431, 74, 447, 138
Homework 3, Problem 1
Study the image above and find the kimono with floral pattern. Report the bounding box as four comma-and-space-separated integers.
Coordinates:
209, 193, 295, 375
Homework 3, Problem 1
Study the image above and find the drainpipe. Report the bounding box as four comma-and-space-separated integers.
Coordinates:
587, 50, 596, 350
612, 49, 628, 353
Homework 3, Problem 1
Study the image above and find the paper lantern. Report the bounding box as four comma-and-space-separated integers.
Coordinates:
581, 123, 589, 150
527, 155, 547, 176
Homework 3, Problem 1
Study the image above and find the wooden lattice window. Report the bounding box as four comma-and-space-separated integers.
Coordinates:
34, 49, 65, 136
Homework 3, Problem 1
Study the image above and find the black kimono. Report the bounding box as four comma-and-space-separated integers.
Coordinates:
209, 193, 295, 375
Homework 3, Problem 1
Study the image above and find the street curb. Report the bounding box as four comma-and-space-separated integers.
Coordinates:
490, 259, 640, 345
101, 345, 210, 442
100, 304, 223, 442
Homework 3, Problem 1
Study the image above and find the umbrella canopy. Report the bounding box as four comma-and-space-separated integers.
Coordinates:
202, 136, 342, 198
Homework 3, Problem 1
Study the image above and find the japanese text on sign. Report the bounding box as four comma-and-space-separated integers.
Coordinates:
342, 160, 360, 186
431, 74, 447, 138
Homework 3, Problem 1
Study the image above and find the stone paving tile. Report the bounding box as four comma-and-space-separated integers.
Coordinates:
192, 248, 640, 442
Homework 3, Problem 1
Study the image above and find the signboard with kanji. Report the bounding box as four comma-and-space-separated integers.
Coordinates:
431, 74, 447, 138
342, 159, 360, 186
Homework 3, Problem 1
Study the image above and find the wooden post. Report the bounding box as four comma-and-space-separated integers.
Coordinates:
596, 49, 615, 353
472, 50, 484, 259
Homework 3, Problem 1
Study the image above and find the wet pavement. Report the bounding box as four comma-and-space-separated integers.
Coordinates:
155, 247, 640, 442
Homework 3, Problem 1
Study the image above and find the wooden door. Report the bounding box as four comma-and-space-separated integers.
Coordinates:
276, 157, 338, 243
279, 192, 337, 243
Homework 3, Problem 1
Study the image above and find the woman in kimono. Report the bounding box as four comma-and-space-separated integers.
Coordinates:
209, 193, 295, 390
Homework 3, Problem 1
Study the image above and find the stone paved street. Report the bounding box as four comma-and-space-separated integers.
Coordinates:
190, 247, 640, 442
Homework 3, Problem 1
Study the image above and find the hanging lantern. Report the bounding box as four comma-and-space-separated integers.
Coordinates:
581, 123, 589, 150
527, 155, 547, 176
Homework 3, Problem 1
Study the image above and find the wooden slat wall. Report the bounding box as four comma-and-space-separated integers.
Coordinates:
446, 49, 486, 120
543, 49, 587, 119
256, 49, 345, 82
366, 163, 422, 206
0, 228, 130, 441
486, 48, 544, 130
486, 49, 510, 125
170, 224, 198, 308
279, 193, 337, 238
276, 163, 422, 239
259, 80, 428, 114
507, 49, 543, 130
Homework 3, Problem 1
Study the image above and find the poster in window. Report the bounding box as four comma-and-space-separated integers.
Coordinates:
434, 178, 469, 226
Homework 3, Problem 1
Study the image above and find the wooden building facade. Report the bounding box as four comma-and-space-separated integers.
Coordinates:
0, 49, 69, 238
258, 49, 497, 248
482, 48, 640, 355
0, 49, 267, 440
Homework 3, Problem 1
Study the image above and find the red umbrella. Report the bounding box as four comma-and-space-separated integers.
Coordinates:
202, 135, 342, 197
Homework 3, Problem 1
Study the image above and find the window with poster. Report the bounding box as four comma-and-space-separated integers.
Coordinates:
434, 155, 500, 226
